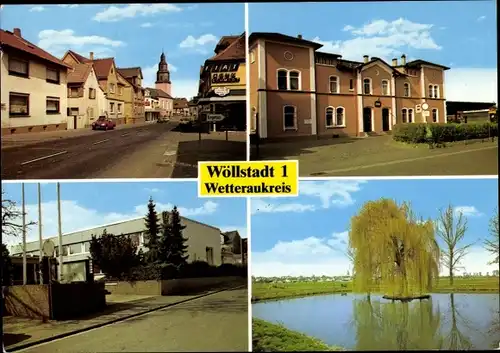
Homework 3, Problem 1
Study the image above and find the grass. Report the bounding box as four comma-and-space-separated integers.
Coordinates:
252, 318, 342, 352
252, 276, 500, 302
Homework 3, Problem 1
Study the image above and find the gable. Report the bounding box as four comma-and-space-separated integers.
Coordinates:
360, 59, 394, 75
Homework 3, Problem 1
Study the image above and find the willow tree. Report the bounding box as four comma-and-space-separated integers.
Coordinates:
349, 199, 440, 298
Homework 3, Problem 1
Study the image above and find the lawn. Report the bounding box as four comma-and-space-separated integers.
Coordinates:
252, 318, 342, 352
252, 276, 500, 302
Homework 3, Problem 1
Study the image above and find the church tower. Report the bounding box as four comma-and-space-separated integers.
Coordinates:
155, 51, 171, 95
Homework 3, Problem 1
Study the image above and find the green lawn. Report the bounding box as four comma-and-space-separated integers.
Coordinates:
252, 318, 341, 352
252, 276, 499, 302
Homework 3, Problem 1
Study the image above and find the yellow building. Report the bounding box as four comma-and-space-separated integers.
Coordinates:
117, 67, 146, 124
197, 33, 246, 131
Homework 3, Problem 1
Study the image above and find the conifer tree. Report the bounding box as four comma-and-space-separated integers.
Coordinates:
143, 197, 160, 263
159, 207, 189, 267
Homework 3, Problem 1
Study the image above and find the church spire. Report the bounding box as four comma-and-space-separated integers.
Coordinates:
156, 50, 170, 84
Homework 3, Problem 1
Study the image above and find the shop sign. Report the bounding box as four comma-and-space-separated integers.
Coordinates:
212, 72, 240, 84
204, 62, 240, 73
422, 110, 430, 117
374, 100, 382, 108
415, 104, 422, 113
214, 87, 230, 97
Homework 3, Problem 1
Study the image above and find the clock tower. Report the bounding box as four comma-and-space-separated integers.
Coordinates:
155, 51, 171, 95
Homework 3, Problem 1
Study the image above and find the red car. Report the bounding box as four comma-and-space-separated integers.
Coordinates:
92, 116, 116, 130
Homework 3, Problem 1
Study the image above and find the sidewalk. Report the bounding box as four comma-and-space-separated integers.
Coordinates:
3, 290, 223, 351
1, 122, 154, 150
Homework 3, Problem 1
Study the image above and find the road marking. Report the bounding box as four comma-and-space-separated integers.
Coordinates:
20, 151, 68, 166
316, 145, 498, 175
12, 285, 245, 352
120, 132, 130, 137
92, 139, 109, 145
163, 150, 177, 156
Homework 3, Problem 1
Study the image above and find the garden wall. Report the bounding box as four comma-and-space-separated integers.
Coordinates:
3, 284, 51, 320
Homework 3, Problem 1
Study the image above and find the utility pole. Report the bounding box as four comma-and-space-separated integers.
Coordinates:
38, 183, 43, 284
22, 183, 27, 285
57, 182, 63, 282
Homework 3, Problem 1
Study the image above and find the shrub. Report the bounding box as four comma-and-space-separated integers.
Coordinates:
393, 122, 498, 144
216, 263, 248, 277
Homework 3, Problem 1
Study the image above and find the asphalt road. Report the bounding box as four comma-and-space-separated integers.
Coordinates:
19, 287, 249, 353
1, 123, 246, 179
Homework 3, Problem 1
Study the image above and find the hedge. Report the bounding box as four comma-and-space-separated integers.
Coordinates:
392, 122, 498, 144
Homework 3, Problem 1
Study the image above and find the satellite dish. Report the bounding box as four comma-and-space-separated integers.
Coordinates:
42, 239, 55, 257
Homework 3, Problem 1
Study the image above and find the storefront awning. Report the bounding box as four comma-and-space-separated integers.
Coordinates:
197, 95, 246, 103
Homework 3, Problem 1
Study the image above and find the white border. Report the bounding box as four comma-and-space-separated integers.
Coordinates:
245, 2, 250, 162
246, 196, 252, 353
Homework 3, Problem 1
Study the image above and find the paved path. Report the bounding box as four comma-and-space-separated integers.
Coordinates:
14, 288, 248, 353
1, 123, 246, 179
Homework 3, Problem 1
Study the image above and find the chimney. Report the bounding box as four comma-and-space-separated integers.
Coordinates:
363, 55, 369, 64
392, 58, 398, 66
297, 34, 303, 40
13, 28, 21, 37
89, 52, 94, 60
401, 54, 406, 65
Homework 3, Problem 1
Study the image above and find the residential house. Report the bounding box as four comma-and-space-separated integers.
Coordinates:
61, 51, 127, 125
144, 87, 172, 121
220, 230, 244, 264
173, 97, 190, 116
117, 67, 146, 123
248, 32, 450, 139
188, 98, 199, 117
1, 28, 71, 135
116, 71, 134, 124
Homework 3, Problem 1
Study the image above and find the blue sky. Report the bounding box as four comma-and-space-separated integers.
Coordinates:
251, 178, 499, 277
2, 181, 247, 246
249, 1, 498, 103
0, 4, 245, 100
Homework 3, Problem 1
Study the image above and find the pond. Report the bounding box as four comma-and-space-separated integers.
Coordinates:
253, 293, 500, 350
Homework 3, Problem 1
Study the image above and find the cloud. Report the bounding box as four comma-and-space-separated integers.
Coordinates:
445, 68, 498, 103
252, 232, 352, 277
251, 198, 315, 214
171, 79, 199, 100
4, 199, 218, 247
94, 4, 182, 22
313, 18, 440, 62
37, 29, 125, 58
300, 180, 365, 208
58, 5, 79, 8
143, 188, 162, 194
477, 15, 486, 22
454, 206, 483, 218
179, 34, 218, 54
140, 22, 153, 28
29, 6, 45, 12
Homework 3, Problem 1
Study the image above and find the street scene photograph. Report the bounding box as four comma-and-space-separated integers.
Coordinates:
250, 178, 499, 351
0, 3, 247, 180
248, 1, 498, 176
2, 181, 248, 352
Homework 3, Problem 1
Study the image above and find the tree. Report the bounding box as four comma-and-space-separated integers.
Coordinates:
1, 243, 13, 286
2, 191, 36, 239
89, 229, 139, 279
158, 207, 188, 267
435, 205, 474, 285
484, 209, 499, 264
143, 197, 160, 263
349, 199, 440, 299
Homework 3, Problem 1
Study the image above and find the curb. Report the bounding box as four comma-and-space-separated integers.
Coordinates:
7, 284, 245, 352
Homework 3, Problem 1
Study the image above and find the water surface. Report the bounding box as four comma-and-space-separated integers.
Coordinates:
253, 293, 500, 350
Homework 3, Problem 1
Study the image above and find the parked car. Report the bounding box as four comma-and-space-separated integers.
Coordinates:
92, 116, 116, 130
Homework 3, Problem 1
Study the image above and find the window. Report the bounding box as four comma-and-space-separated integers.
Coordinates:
432, 109, 438, 123
403, 83, 410, 97
336, 107, 345, 126
363, 78, 372, 94
84, 242, 90, 253
428, 84, 433, 98
109, 83, 115, 93
250, 51, 255, 63
55, 246, 68, 257
408, 108, 414, 123
283, 105, 297, 130
110, 102, 115, 112
46, 97, 60, 114
381, 80, 389, 95
402, 108, 407, 123
128, 233, 140, 247
89, 88, 96, 99
277, 70, 288, 90
69, 87, 79, 98
329, 76, 339, 94
434, 85, 439, 98
326, 107, 334, 127
89, 107, 94, 118
349, 79, 354, 91
46, 67, 60, 84
118, 104, 122, 112
8, 57, 29, 77
9, 93, 29, 116
118, 86, 123, 95
69, 244, 81, 255
289, 71, 300, 90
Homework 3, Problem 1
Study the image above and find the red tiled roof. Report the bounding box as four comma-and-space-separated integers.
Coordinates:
92, 58, 114, 79
146, 88, 172, 99
0, 29, 71, 69
66, 50, 92, 64
209, 33, 245, 61
67, 63, 92, 84
173, 98, 189, 109
117, 67, 143, 79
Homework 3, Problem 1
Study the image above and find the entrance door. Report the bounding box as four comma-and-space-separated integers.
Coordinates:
382, 108, 390, 131
73, 116, 78, 129
363, 107, 372, 132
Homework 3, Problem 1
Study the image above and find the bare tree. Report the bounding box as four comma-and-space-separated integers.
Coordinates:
484, 209, 499, 264
1, 191, 35, 239
436, 205, 474, 286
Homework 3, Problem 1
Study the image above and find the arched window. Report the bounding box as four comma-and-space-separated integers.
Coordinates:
403, 83, 410, 97
325, 107, 334, 127
428, 84, 434, 98
283, 105, 297, 130
289, 71, 300, 90
277, 70, 288, 90
336, 107, 345, 126
408, 108, 414, 123
329, 76, 339, 94
434, 85, 440, 99
432, 108, 438, 123
363, 78, 372, 95
381, 80, 389, 95
402, 108, 408, 123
